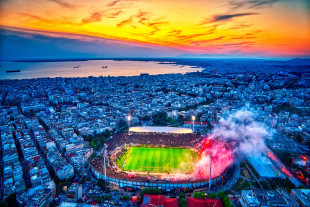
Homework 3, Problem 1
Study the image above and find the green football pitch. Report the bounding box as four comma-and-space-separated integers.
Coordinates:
116, 147, 200, 173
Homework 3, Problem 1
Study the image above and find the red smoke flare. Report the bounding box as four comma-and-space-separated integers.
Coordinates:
192, 137, 233, 179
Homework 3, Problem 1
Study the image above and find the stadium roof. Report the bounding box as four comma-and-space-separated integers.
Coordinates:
129, 126, 193, 134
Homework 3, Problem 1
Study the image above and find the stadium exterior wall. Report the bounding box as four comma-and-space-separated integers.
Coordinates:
91, 166, 222, 190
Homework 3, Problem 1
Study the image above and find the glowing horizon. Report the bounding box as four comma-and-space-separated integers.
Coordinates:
1, 0, 310, 59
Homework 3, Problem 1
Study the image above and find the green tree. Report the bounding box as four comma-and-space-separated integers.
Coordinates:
223, 197, 229, 203
97, 179, 107, 190
140, 188, 161, 198
223, 197, 230, 207
179, 198, 187, 207
295, 134, 304, 143
178, 115, 184, 122
30, 109, 35, 117
209, 192, 217, 199
89, 140, 96, 149
118, 119, 128, 132
104, 129, 111, 137
152, 112, 167, 126
179, 192, 186, 200
142, 115, 151, 121
6, 193, 17, 207
0, 201, 8, 207
193, 192, 200, 199
217, 191, 226, 199
199, 192, 205, 199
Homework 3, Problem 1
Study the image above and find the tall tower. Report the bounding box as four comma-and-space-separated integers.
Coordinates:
127, 115, 131, 135
192, 115, 195, 132
102, 144, 108, 180
209, 152, 213, 190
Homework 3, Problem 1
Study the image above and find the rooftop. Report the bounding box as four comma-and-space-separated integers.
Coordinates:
129, 126, 193, 134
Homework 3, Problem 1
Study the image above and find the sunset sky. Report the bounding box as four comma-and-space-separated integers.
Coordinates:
0, 0, 310, 60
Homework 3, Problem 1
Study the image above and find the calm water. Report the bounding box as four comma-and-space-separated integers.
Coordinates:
0, 60, 202, 80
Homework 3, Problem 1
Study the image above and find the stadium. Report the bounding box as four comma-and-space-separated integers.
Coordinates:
90, 126, 235, 191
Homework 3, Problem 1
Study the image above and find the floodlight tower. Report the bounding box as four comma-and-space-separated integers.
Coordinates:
209, 152, 213, 190
192, 116, 195, 132
102, 144, 108, 180
127, 115, 131, 135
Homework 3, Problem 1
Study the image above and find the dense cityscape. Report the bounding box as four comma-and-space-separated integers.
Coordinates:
1, 0, 310, 205
0, 65, 309, 207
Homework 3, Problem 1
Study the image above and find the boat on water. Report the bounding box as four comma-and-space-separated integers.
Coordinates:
73, 65, 81, 68
102, 66, 108, 68
6, 70, 20, 73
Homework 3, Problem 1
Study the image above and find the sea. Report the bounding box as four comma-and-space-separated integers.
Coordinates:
0, 60, 202, 80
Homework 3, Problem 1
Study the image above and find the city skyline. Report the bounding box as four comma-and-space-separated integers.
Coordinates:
1, 0, 310, 60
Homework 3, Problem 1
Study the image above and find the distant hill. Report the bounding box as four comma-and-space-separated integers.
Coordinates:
176, 53, 265, 60
286, 58, 310, 64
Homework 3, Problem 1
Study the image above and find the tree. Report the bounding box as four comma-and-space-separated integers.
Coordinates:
6, 193, 17, 207
152, 112, 167, 126
178, 115, 184, 122
295, 134, 304, 143
97, 179, 107, 190
89, 140, 96, 149
124, 195, 130, 200
104, 129, 111, 137
217, 191, 226, 199
209, 192, 217, 199
179, 198, 187, 207
142, 115, 151, 121
223, 197, 229, 203
193, 192, 200, 199
118, 119, 128, 132
29, 109, 35, 117
199, 192, 205, 199
223, 197, 230, 206
0, 201, 8, 207
179, 192, 186, 200
140, 188, 161, 198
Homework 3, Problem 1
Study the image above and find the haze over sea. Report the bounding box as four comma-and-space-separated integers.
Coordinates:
0, 60, 202, 80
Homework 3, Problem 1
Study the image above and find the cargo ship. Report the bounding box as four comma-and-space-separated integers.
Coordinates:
6, 70, 20, 73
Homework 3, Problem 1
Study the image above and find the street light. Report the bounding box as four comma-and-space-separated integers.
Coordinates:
192, 115, 195, 132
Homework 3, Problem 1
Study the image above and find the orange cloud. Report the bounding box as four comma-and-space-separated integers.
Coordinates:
0, 0, 309, 58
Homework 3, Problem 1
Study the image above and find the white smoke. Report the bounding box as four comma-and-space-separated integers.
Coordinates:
213, 109, 271, 160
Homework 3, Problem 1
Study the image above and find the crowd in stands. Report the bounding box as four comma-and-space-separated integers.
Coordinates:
105, 132, 203, 151
91, 132, 209, 183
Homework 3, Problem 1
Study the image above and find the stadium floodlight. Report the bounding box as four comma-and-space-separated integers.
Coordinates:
102, 144, 108, 180
127, 115, 131, 135
192, 116, 195, 132
209, 152, 213, 190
